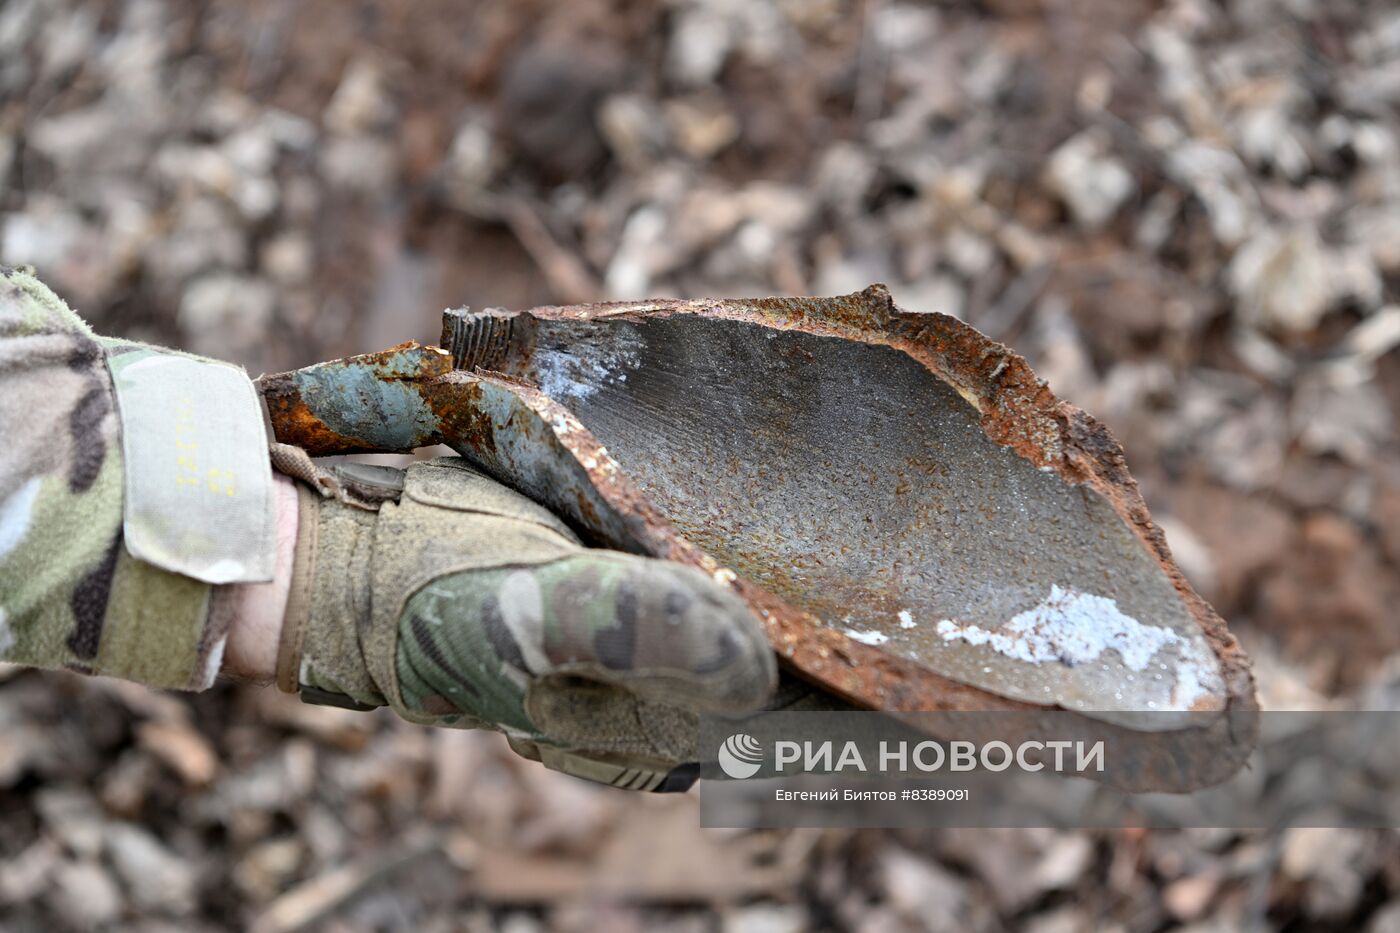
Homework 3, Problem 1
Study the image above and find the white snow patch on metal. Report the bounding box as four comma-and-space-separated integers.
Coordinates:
1167, 654, 1216, 710
844, 628, 889, 646
935, 585, 1222, 709
936, 585, 1174, 669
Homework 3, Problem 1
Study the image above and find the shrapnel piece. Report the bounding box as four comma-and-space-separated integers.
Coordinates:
258, 284, 1257, 789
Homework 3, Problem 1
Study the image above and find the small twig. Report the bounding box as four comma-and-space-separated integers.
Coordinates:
491, 193, 603, 304
978, 263, 1053, 340
854, 0, 889, 122
250, 836, 441, 933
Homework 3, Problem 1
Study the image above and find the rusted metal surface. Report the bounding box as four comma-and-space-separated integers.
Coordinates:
258, 285, 1256, 776
259, 343, 451, 455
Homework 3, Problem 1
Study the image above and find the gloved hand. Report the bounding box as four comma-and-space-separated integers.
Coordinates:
273, 453, 777, 792
0, 266, 775, 792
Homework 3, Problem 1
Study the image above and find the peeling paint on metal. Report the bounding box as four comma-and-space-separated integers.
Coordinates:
257, 344, 450, 455
533, 329, 643, 401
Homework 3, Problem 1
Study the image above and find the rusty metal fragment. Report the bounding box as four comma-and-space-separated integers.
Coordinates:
258, 285, 1256, 769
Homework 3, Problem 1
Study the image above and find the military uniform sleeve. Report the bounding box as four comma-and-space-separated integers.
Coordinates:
0, 266, 234, 689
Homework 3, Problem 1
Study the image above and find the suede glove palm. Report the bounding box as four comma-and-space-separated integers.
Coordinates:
275, 455, 777, 791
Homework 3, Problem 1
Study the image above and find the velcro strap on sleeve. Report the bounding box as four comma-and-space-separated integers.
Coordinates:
103, 344, 277, 584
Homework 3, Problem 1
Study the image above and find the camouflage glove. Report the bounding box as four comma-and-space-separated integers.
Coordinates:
274, 454, 777, 792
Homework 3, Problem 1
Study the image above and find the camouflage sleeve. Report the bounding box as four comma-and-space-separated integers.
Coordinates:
0, 266, 227, 689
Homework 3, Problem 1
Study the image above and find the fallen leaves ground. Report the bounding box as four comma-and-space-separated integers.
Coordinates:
2, 0, 1399, 929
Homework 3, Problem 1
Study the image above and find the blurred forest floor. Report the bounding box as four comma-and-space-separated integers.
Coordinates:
2, 0, 1400, 930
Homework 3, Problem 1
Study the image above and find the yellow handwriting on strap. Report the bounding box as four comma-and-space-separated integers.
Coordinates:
174, 397, 201, 487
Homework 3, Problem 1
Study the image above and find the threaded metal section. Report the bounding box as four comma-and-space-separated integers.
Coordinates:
441, 307, 515, 371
